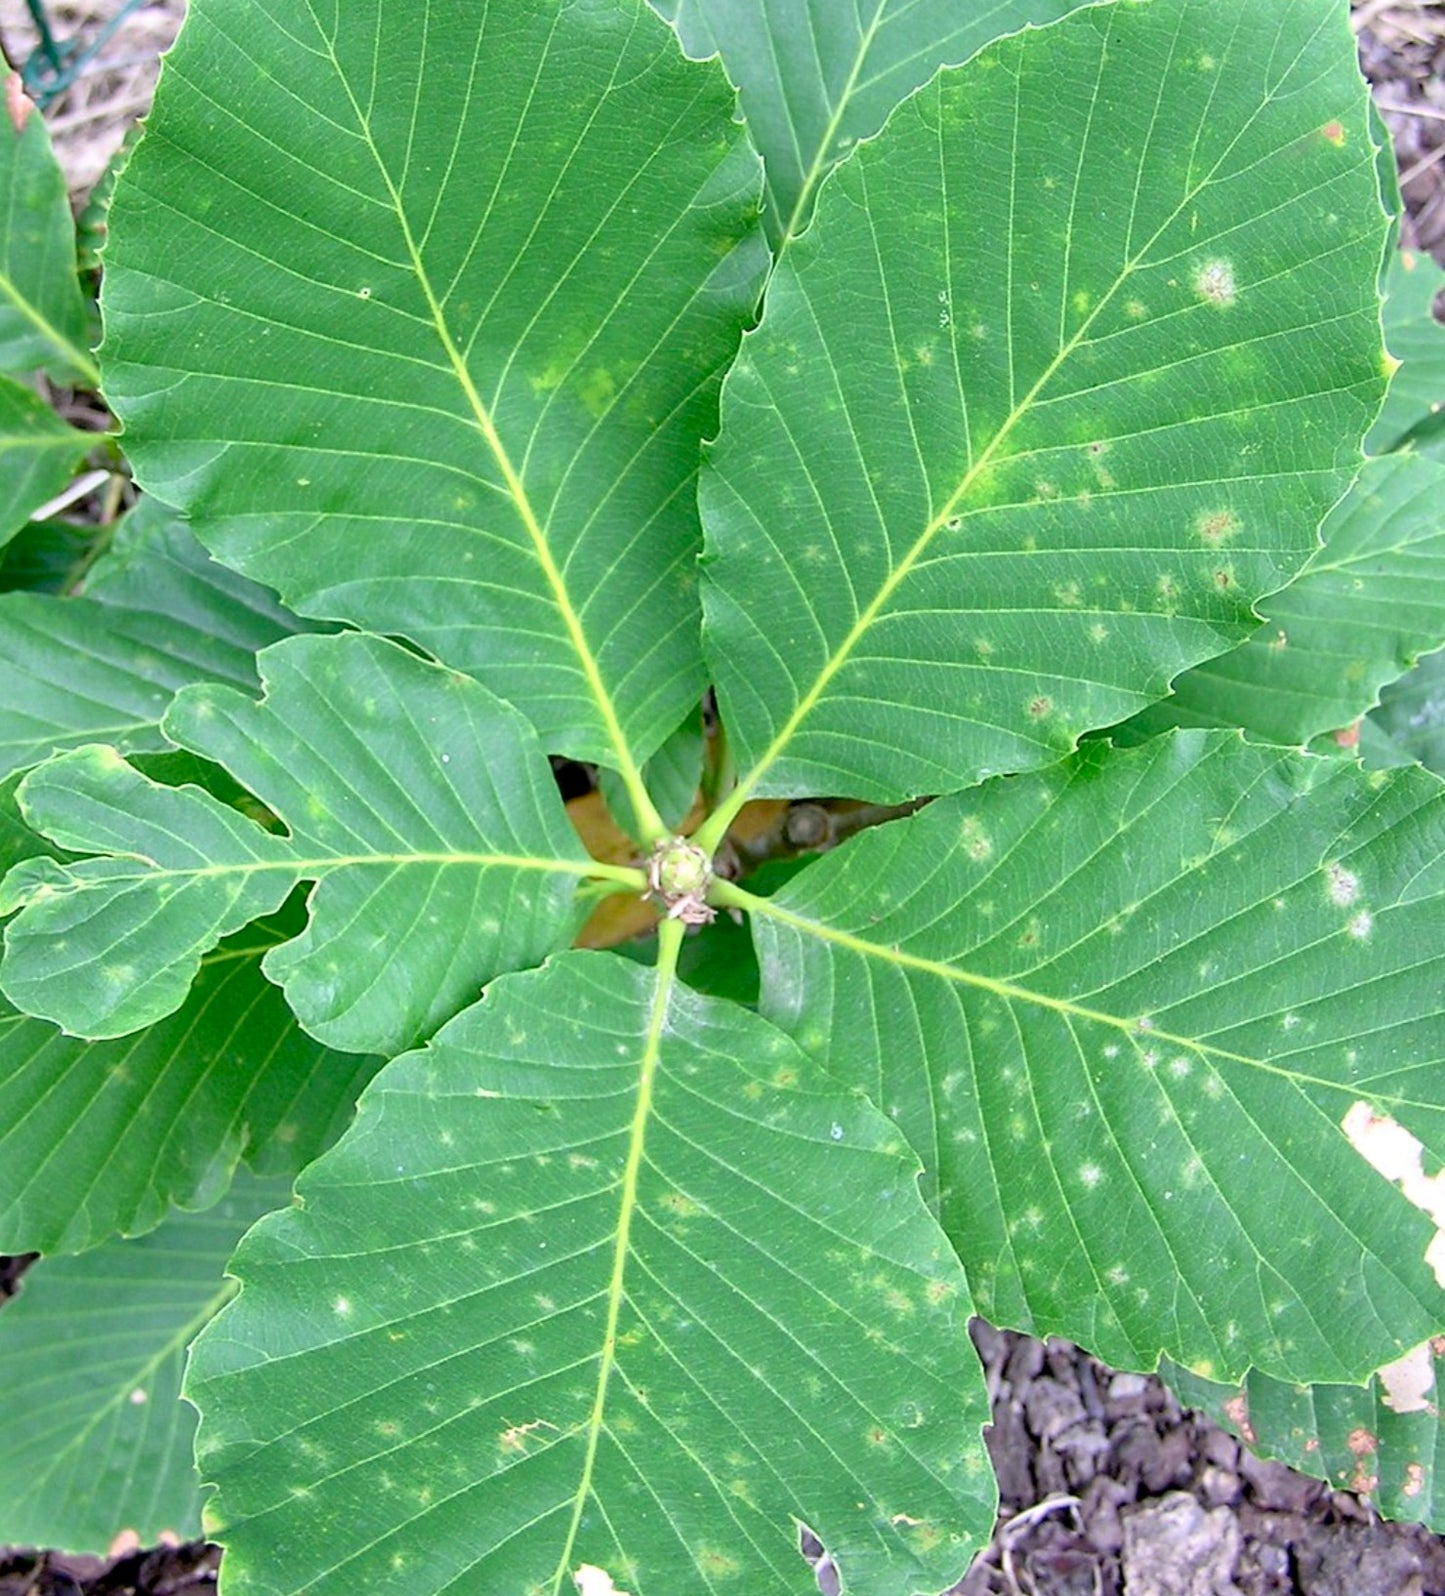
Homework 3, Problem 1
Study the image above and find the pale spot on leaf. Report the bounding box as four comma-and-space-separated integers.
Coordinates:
1326, 862, 1360, 906
1193, 258, 1236, 307
1343, 1102, 1445, 1286
1379, 1343, 1434, 1414
574, 1564, 632, 1589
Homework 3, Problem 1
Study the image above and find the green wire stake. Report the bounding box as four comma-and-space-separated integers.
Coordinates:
19, 0, 152, 110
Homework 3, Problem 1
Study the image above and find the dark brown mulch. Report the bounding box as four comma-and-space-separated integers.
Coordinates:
0, 1543, 217, 1596
954, 1325, 1445, 1596
1356, 0, 1445, 265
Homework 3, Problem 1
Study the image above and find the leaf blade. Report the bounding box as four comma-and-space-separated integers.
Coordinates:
0, 93, 93, 382
0, 374, 93, 551
659, 0, 1098, 245
0, 632, 594, 1051
1116, 453, 1445, 747
188, 952, 991, 1596
0, 498, 307, 779
739, 733, 1445, 1385
100, 0, 766, 776
0, 1171, 291, 1553
701, 0, 1390, 805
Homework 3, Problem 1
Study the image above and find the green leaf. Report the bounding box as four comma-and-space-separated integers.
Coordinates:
188, 952, 989, 1596
0, 515, 95, 593
734, 732, 1445, 1385
100, 0, 766, 783
0, 497, 306, 779
599, 704, 704, 836
0, 373, 93, 550
0, 94, 93, 382
1370, 644, 1445, 777
1165, 1344, 1445, 1530
1114, 454, 1445, 747
0, 631, 596, 1052
0, 907, 380, 1255
0, 1170, 292, 1553
1367, 246, 1445, 456
0, 768, 55, 874
658, 0, 1096, 246
700, 0, 1389, 806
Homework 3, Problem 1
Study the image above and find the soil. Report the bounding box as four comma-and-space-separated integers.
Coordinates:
1, 3, 1443, 1594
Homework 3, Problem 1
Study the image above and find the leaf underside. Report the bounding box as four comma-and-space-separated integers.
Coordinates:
0, 632, 586, 1053
0, 1171, 292, 1554
750, 733, 1445, 1384
702, 0, 1389, 801
189, 955, 991, 1596
99, 0, 767, 770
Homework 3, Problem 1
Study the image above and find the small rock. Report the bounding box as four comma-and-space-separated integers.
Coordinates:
1121, 1492, 1242, 1596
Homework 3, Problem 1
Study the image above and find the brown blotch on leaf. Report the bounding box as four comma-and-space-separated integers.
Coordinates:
6, 73, 34, 134
1195, 509, 1238, 546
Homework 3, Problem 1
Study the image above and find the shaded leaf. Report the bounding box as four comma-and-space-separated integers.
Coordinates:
1370, 644, 1445, 777
0, 90, 92, 381
0, 1171, 292, 1553
0, 905, 380, 1256
188, 952, 989, 1596
0, 497, 306, 779
739, 732, 1445, 1384
1114, 454, 1445, 747
100, 0, 766, 773
600, 705, 705, 838
0, 373, 92, 549
1165, 1343, 1445, 1531
1368, 247, 1445, 456
0, 515, 95, 593
659, 0, 1096, 245
0, 632, 593, 1052
701, 0, 1388, 803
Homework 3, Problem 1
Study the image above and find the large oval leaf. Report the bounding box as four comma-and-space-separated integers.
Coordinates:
0, 907, 379, 1256
733, 733, 1445, 1385
100, 0, 766, 776
701, 0, 1390, 803
0, 632, 595, 1052
659, 0, 1097, 245
0, 498, 306, 779
0, 1171, 291, 1552
0, 92, 92, 382
1117, 453, 1445, 747
188, 953, 989, 1596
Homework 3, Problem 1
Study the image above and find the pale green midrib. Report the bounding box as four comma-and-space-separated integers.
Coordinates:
313, 39, 664, 842
695, 251, 1128, 850
719, 881, 1408, 1104
697, 62, 1334, 850
0, 267, 98, 387
777, 0, 890, 249
550, 919, 682, 1594
20, 1277, 236, 1497
0, 431, 88, 452
23, 850, 643, 888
